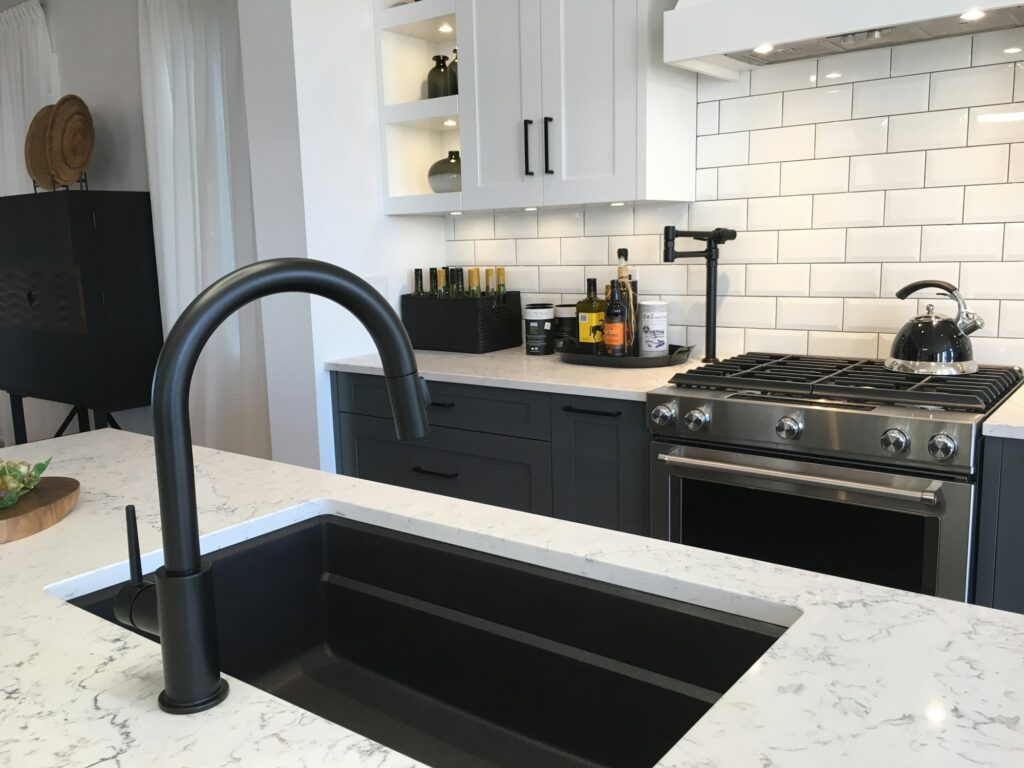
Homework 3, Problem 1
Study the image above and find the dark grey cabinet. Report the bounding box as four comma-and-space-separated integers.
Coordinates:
550, 395, 649, 535
976, 437, 1024, 612
331, 372, 650, 536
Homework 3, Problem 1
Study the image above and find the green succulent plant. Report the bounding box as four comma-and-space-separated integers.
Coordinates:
0, 458, 51, 511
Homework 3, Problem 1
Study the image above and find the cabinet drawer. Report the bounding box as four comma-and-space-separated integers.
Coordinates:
333, 372, 551, 440
337, 413, 552, 515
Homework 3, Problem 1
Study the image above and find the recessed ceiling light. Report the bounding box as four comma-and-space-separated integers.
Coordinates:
1005, 47, 1022, 54
960, 8, 986, 21
438, 22, 454, 33
752, 43, 774, 55
825, 72, 842, 79
609, 202, 625, 207
443, 118, 457, 127
524, 207, 537, 211
450, 211, 462, 215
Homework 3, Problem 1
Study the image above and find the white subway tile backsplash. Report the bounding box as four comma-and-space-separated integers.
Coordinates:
687, 263, 745, 295
972, 336, 1024, 365
849, 151, 925, 191
634, 203, 687, 235
777, 297, 844, 330
884, 187, 964, 226
747, 196, 812, 230
538, 208, 584, 238
1005, 222, 1024, 259
494, 211, 538, 239
813, 191, 885, 228
921, 224, 1004, 261
696, 168, 718, 200
816, 49, 891, 86
718, 230, 778, 264
810, 263, 881, 297
609, 234, 660, 264
502, 266, 539, 292
1001, 301, 1024, 337
968, 103, 1024, 145
1015, 63, 1024, 102
846, 226, 921, 262
584, 205, 634, 236
877, 333, 896, 358
687, 326, 746, 358
778, 228, 846, 263
453, 212, 494, 240
843, 298, 911, 332
684, 297, 776, 328
689, 199, 747, 231
808, 331, 879, 357
474, 239, 516, 265
516, 238, 560, 265
929, 63, 1015, 110
752, 59, 817, 95
719, 93, 782, 132
1010, 144, 1024, 183
697, 132, 749, 168
560, 237, 607, 265
973, 28, 1024, 67
960, 262, 1024, 299
888, 109, 968, 152
964, 183, 1024, 223
780, 157, 849, 195
891, 37, 972, 76
445, 240, 475, 265
537, 266, 583, 293
718, 163, 780, 199
749, 125, 815, 163
745, 328, 809, 354
696, 101, 719, 136
783, 84, 852, 126
697, 71, 750, 102
880, 262, 960, 297
746, 264, 810, 296
925, 145, 1009, 187
641, 264, 688, 295
852, 75, 929, 118
815, 117, 888, 158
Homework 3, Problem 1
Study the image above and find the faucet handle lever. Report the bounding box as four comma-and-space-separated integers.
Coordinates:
125, 505, 143, 586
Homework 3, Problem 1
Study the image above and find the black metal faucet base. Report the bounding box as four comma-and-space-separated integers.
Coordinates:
159, 679, 229, 714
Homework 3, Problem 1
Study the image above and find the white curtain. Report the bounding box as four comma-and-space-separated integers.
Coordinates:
0, 0, 58, 446
138, 0, 271, 458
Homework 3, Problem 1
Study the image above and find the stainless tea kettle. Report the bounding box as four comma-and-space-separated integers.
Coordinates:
884, 280, 984, 375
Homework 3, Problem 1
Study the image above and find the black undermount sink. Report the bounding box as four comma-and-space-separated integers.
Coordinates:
73, 515, 785, 768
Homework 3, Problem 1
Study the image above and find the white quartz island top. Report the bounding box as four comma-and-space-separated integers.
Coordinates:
326, 347, 700, 401
986, 382, 1024, 440
3, 429, 1024, 767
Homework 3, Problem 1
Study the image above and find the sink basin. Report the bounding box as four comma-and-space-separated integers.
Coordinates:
71, 515, 785, 767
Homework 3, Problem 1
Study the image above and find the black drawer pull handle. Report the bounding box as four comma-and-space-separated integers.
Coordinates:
543, 117, 554, 175
562, 405, 622, 418
412, 466, 459, 479
429, 401, 456, 409
524, 119, 534, 176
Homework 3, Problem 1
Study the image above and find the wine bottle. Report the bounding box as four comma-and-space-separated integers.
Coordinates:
576, 278, 606, 355
468, 267, 481, 297
496, 267, 507, 298
437, 267, 448, 298
413, 268, 425, 297
604, 279, 627, 357
485, 267, 494, 296
429, 267, 438, 297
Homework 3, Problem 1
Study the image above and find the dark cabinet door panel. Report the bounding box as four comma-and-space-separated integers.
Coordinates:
338, 413, 552, 515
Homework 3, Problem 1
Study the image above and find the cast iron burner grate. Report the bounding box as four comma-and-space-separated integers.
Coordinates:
669, 353, 1023, 412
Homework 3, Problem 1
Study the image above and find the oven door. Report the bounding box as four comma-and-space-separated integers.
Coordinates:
651, 442, 975, 601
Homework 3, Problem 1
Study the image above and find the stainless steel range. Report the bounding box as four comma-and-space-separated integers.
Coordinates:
647, 353, 1023, 601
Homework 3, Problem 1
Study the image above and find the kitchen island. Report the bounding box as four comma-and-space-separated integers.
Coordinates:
2, 429, 1024, 766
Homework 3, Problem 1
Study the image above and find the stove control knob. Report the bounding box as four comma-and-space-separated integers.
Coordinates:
682, 408, 709, 432
880, 429, 909, 455
775, 416, 802, 440
928, 433, 958, 461
650, 403, 677, 427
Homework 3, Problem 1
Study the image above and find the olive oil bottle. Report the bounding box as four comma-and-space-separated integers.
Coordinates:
576, 278, 606, 354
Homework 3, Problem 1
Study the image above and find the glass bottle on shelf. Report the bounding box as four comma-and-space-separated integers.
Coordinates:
448, 48, 459, 95
413, 268, 425, 296
428, 267, 438, 297
468, 267, 480, 297
496, 267, 507, 299
436, 267, 448, 298
485, 267, 494, 296
427, 55, 451, 98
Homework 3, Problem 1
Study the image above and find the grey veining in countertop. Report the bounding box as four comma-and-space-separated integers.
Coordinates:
3, 429, 1024, 766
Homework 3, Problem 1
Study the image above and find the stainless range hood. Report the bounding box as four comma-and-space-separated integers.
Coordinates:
665, 0, 1024, 78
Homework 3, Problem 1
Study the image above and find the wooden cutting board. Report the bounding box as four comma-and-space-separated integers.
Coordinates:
0, 478, 80, 544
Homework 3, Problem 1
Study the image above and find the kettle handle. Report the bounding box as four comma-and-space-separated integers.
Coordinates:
895, 280, 958, 300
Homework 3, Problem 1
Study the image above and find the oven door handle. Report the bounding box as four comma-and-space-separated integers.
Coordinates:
657, 453, 942, 506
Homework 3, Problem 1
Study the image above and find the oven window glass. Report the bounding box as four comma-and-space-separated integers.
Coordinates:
672, 478, 940, 594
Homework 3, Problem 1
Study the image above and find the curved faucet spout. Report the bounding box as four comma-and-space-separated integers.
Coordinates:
142, 257, 429, 714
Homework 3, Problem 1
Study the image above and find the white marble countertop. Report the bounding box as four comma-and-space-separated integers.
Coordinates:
985, 383, 1024, 440
3, 429, 1024, 767
325, 347, 700, 401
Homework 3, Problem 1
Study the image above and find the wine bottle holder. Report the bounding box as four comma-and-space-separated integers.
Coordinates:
400, 292, 523, 354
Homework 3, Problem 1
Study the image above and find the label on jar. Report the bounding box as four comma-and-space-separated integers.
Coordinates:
604, 321, 625, 347
578, 312, 604, 343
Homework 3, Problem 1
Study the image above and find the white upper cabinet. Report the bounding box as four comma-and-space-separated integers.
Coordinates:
457, 0, 544, 210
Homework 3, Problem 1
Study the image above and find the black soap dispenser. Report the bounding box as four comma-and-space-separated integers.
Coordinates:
427, 55, 450, 98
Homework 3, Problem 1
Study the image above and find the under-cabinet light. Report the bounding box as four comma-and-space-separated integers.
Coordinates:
752, 43, 774, 55
960, 8, 986, 21
524, 207, 537, 211
438, 22, 454, 33
450, 211, 462, 215
443, 118, 457, 127
1005, 47, 1022, 54
609, 202, 625, 207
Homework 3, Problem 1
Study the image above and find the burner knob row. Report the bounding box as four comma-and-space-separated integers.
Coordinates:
928, 433, 958, 461
650, 403, 677, 427
775, 416, 802, 440
683, 408, 709, 431
880, 429, 909, 455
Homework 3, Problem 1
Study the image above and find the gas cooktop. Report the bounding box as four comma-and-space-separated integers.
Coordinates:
669, 353, 1023, 413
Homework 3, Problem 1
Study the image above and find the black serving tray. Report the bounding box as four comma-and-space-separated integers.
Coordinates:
558, 341, 693, 368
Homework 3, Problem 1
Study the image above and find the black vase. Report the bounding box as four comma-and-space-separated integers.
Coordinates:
427, 55, 450, 98
428, 150, 461, 193
448, 48, 459, 95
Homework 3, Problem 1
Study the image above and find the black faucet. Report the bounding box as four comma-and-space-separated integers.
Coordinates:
663, 226, 737, 363
112, 258, 430, 714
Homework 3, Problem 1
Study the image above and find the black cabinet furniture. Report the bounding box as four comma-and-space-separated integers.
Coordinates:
976, 437, 1024, 613
332, 373, 650, 535
0, 191, 162, 442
